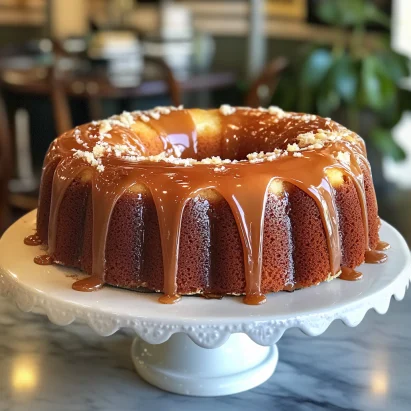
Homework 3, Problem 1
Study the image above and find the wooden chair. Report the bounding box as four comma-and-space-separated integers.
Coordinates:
0, 40, 182, 212
0, 91, 13, 232
1, 38, 182, 132
244, 57, 289, 108
49, 38, 181, 120
144, 55, 181, 107
78, 55, 182, 121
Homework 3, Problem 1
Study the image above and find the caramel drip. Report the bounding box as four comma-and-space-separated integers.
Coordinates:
34, 254, 54, 265
339, 266, 363, 281
283, 283, 303, 292
202, 293, 224, 300
147, 109, 198, 158
72, 276, 104, 292
142, 171, 191, 303
73, 170, 139, 292
376, 240, 390, 251
331, 140, 369, 249
158, 294, 182, 304
215, 170, 272, 304
40, 108, 377, 304
263, 154, 343, 275
24, 234, 42, 246
365, 250, 387, 264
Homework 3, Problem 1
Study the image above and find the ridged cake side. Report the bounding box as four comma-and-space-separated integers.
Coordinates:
36, 166, 379, 295
32, 106, 384, 303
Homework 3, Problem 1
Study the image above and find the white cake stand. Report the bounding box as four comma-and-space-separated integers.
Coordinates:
1, 210, 410, 397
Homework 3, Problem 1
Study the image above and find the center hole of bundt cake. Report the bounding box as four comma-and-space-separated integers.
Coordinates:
190, 138, 291, 163
179, 109, 296, 162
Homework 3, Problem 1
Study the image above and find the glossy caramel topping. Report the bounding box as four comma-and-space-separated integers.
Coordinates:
24, 234, 42, 246
283, 283, 303, 292
339, 266, 363, 281
158, 294, 182, 304
37, 106, 382, 304
148, 109, 198, 158
243, 293, 267, 305
376, 240, 390, 251
221, 109, 336, 160
365, 250, 388, 264
34, 255, 54, 265
202, 293, 224, 300
72, 276, 104, 292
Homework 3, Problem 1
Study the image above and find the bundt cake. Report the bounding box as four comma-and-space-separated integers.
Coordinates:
26, 105, 389, 305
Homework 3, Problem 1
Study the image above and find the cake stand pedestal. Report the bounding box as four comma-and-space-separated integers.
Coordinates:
1, 211, 410, 397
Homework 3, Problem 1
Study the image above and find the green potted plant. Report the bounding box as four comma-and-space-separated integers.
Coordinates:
276, 0, 409, 185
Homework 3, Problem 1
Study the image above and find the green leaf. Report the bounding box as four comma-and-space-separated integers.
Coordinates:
379, 92, 402, 128
339, 0, 366, 26
315, 1, 341, 26
364, 2, 391, 28
315, 0, 390, 28
298, 85, 315, 113
360, 56, 396, 110
273, 70, 299, 111
315, 0, 367, 27
376, 50, 410, 82
300, 48, 333, 88
316, 87, 340, 117
399, 87, 411, 112
329, 55, 359, 104
370, 127, 406, 161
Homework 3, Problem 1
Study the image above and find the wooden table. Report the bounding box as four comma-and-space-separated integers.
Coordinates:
0, 53, 237, 205
0, 56, 237, 99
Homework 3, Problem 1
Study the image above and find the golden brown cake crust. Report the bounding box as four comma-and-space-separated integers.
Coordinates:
34, 106, 384, 304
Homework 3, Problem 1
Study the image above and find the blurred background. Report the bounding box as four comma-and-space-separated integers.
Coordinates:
0, 0, 409, 245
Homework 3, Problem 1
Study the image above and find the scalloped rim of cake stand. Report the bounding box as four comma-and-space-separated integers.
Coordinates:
0, 210, 410, 349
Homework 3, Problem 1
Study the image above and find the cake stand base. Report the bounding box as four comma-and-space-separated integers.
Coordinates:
131, 333, 278, 396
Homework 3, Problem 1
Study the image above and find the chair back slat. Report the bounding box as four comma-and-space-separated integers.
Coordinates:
245, 57, 289, 108
0, 91, 13, 231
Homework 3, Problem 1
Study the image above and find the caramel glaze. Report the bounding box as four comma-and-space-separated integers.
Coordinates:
339, 266, 363, 281
36, 108, 386, 304
149, 109, 198, 158
364, 250, 388, 264
158, 294, 182, 304
72, 276, 104, 292
34, 254, 54, 265
283, 283, 303, 292
376, 240, 390, 251
24, 234, 42, 246
202, 293, 224, 300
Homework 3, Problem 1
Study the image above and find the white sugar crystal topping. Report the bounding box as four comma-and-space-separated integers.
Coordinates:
99, 120, 112, 135
220, 104, 236, 116
93, 144, 106, 158
268, 106, 286, 118
287, 143, 300, 152
68, 108, 357, 169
